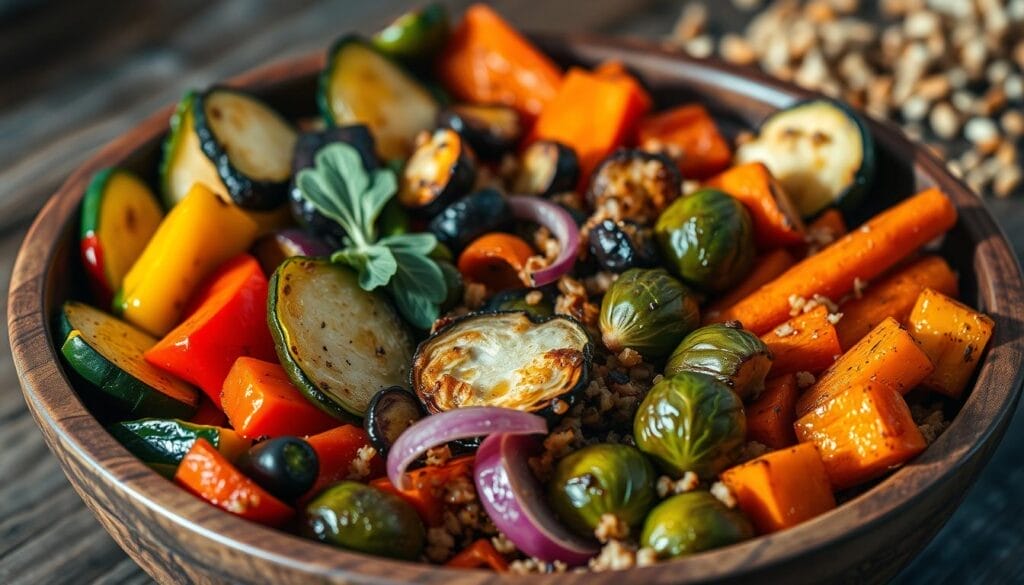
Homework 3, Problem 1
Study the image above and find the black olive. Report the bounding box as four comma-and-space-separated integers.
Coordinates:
398, 128, 477, 217
438, 103, 522, 160
587, 219, 660, 273
427, 188, 509, 251
236, 436, 319, 501
513, 140, 580, 197
365, 386, 425, 454
587, 149, 682, 225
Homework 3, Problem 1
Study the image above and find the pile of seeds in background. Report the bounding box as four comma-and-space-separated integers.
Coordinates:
666, 0, 1024, 198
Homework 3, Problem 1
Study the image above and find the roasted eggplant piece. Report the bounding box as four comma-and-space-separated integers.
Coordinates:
485, 288, 555, 318
735, 99, 875, 218
253, 229, 332, 275
365, 386, 425, 454
587, 149, 681, 224
398, 128, 477, 216
512, 140, 580, 197
587, 219, 659, 273
412, 311, 592, 417
289, 125, 377, 246
192, 87, 298, 210
438, 103, 522, 160
318, 35, 439, 160
427, 187, 509, 251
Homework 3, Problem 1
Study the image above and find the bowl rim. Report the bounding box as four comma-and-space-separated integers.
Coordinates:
9, 33, 1024, 584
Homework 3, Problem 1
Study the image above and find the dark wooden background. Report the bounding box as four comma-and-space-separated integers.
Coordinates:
1, 1, 1022, 583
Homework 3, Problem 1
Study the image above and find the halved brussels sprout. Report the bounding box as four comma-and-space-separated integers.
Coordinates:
654, 188, 755, 293
412, 311, 592, 418
634, 372, 745, 479
599, 268, 700, 359
547, 443, 657, 538
665, 322, 772, 401
641, 491, 753, 559
304, 481, 425, 560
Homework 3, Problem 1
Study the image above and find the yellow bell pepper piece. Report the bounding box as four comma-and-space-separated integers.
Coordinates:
116, 183, 259, 336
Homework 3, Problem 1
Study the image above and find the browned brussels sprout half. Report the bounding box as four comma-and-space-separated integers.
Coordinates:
654, 188, 755, 293
665, 321, 772, 401
427, 188, 509, 251
438, 103, 522, 160
599, 268, 700, 359
587, 149, 681, 225
398, 128, 477, 216
412, 311, 592, 419
587, 219, 660, 273
634, 372, 745, 479
547, 443, 657, 538
512, 140, 580, 197
641, 491, 753, 559
365, 386, 425, 455
305, 481, 425, 560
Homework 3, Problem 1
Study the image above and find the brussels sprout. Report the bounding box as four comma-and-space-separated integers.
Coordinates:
547, 444, 657, 538
304, 481, 425, 560
654, 188, 755, 293
665, 322, 772, 401
634, 372, 745, 479
599, 268, 700, 358
641, 491, 753, 558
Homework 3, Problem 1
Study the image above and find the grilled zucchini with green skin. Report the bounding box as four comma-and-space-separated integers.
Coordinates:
268, 258, 414, 420
159, 91, 226, 208
59, 302, 198, 419
736, 99, 875, 218
372, 3, 450, 65
318, 36, 439, 160
109, 418, 250, 477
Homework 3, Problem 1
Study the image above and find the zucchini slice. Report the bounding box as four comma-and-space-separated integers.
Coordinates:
268, 258, 414, 419
412, 311, 593, 418
80, 168, 164, 304
193, 87, 299, 210
735, 99, 875, 218
438, 103, 521, 160
364, 386, 425, 455
108, 418, 250, 477
513, 140, 580, 197
59, 302, 199, 419
159, 91, 228, 209
372, 3, 450, 64
318, 36, 439, 160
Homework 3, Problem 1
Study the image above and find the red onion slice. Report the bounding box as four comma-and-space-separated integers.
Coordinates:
475, 433, 598, 566
386, 407, 547, 489
507, 195, 580, 287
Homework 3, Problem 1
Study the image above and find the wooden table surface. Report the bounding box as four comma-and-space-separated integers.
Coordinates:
1, 1, 1022, 583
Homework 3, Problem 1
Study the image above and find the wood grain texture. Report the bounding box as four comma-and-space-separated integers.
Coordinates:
2, 2, 1024, 584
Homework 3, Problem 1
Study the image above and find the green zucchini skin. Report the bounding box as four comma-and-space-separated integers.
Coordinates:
372, 3, 450, 64
79, 167, 114, 238
267, 257, 413, 421
158, 91, 199, 209
108, 418, 235, 468
193, 87, 298, 210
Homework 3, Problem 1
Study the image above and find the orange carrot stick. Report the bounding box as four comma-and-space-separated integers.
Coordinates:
706, 162, 806, 248
907, 288, 994, 398
745, 373, 799, 449
705, 248, 796, 321
762, 305, 841, 376
719, 187, 957, 335
796, 208, 848, 257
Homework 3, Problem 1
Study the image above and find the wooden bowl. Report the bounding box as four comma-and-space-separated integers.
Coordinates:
9, 35, 1024, 585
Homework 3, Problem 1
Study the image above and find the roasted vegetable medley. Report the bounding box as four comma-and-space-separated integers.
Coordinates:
61, 3, 995, 574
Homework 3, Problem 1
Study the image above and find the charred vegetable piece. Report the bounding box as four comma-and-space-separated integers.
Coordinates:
412, 312, 592, 417
365, 386, 425, 455
438, 103, 522, 160
438, 261, 465, 311
654, 188, 755, 293
252, 229, 332, 275
457, 233, 534, 291
398, 128, 477, 216
59, 302, 199, 419
236, 436, 319, 501
289, 125, 377, 246
318, 36, 439, 160
513, 140, 580, 197
372, 3, 449, 64
486, 289, 554, 318
587, 219, 659, 273
159, 91, 226, 208
665, 322, 773, 401
108, 418, 249, 477
547, 443, 657, 538
587, 149, 681, 225
268, 258, 414, 420
641, 491, 753, 559
305, 481, 425, 560
736, 99, 875, 218
427, 188, 509, 251
80, 168, 164, 306
599, 268, 700, 359
191, 87, 298, 210
634, 372, 746, 479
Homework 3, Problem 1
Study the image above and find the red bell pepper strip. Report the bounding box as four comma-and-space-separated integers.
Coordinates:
188, 395, 229, 428
370, 456, 475, 526
303, 425, 384, 500
446, 539, 510, 572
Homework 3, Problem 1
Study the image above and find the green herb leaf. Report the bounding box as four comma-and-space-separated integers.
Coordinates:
331, 244, 397, 290
386, 247, 448, 328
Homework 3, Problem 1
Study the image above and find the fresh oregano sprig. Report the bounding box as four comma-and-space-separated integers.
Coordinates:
296, 142, 447, 329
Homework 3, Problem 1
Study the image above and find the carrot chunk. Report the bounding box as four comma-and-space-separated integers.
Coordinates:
907, 288, 994, 398
221, 357, 341, 439
796, 317, 934, 417
637, 104, 732, 179
304, 425, 383, 500
705, 248, 797, 320
721, 442, 836, 533
706, 162, 806, 248
762, 305, 841, 376
746, 373, 799, 449
794, 383, 926, 490
796, 208, 848, 257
